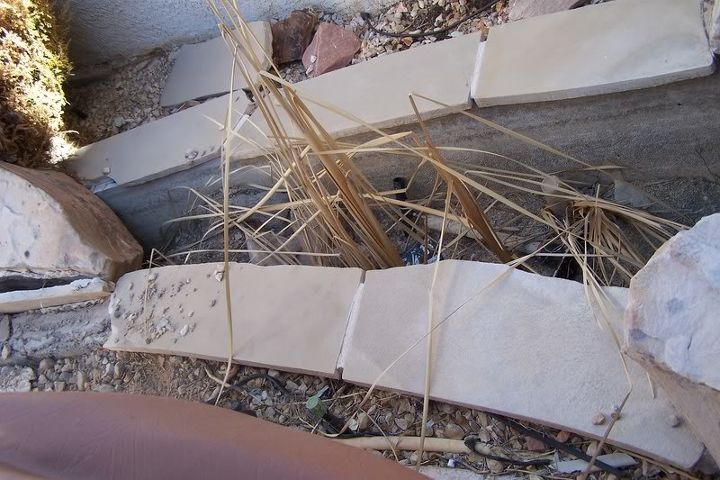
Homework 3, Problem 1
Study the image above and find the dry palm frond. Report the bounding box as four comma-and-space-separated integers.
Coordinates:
206, 0, 404, 270
187, 5, 689, 473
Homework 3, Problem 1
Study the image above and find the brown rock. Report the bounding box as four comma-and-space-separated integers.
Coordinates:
443, 422, 465, 440
508, 0, 585, 22
302, 23, 361, 77
555, 430, 572, 443
524, 436, 547, 452
271, 11, 317, 65
0, 162, 142, 283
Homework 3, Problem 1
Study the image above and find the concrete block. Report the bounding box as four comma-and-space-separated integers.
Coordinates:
160, 23, 273, 107
0, 279, 111, 314
508, 0, 583, 21
65, 93, 250, 187
229, 33, 481, 161
625, 214, 720, 463
105, 263, 363, 377
472, 0, 715, 107
340, 260, 704, 469
0, 163, 142, 284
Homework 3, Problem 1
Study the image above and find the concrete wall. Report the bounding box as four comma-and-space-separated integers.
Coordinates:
64, 0, 393, 66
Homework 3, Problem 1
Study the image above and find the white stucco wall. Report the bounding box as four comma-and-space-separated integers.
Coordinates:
65, 0, 394, 66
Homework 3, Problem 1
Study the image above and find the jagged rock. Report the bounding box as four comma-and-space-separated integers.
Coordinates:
0, 163, 142, 285
271, 10, 317, 64
302, 23, 361, 77
625, 213, 720, 464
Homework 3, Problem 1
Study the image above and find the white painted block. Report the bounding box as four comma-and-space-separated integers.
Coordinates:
105, 263, 363, 377
229, 33, 482, 161
161, 23, 273, 107
472, 0, 715, 107
65, 93, 250, 187
340, 260, 704, 469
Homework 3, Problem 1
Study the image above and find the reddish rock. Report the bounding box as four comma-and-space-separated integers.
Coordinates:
524, 436, 547, 452
271, 11, 317, 65
302, 23, 361, 77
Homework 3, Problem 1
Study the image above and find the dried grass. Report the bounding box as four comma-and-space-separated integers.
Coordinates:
192, 2, 687, 472
0, 0, 70, 167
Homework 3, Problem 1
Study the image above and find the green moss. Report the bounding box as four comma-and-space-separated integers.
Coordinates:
1, 0, 71, 168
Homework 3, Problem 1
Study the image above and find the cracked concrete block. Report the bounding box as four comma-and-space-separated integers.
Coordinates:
0, 163, 142, 284
472, 0, 715, 107
161, 22, 273, 107
105, 263, 362, 377
625, 214, 720, 463
0, 279, 111, 314
65, 93, 250, 187
6, 302, 109, 360
229, 33, 481, 161
340, 260, 704, 469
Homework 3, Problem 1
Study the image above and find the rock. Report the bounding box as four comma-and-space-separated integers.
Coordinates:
0, 366, 35, 392
591, 413, 606, 426
357, 412, 371, 430
508, 0, 584, 22
1, 344, 9, 360
0, 162, 142, 284
0, 315, 9, 342
487, 459, 504, 473
524, 436, 547, 452
625, 214, 720, 463
54, 381, 66, 392
302, 23, 361, 77
76, 371, 86, 390
394, 417, 409, 431
443, 422, 465, 440
556, 430, 572, 443
39, 358, 55, 372
271, 10, 317, 64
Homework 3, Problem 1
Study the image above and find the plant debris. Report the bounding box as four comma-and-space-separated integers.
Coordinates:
0, 0, 71, 167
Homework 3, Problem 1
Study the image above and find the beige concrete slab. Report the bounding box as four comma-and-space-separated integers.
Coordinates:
65, 93, 250, 187
229, 33, 482, 161
472, 0, 715, 107
105, 263, 363, 377
0, 279, 111, 314
340, 260, 704, 469
160, 22, 273, 107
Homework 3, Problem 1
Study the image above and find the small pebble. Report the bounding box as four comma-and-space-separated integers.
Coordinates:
592, 413, 606, 425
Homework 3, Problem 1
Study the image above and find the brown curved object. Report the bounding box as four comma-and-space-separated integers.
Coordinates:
0, 393, 425, 480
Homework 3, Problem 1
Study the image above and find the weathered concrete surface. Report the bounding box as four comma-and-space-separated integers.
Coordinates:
105, 263, 362, 377
98, 74, 720, 251
0, 278, 111, 314
473, 0, 714, 107
625, 214, 720, 463
0, 163, 142, 285
341, 260, 704, 469
160, 22, 273, 107
507, 0, 583, 21
2, 302, 109, 361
